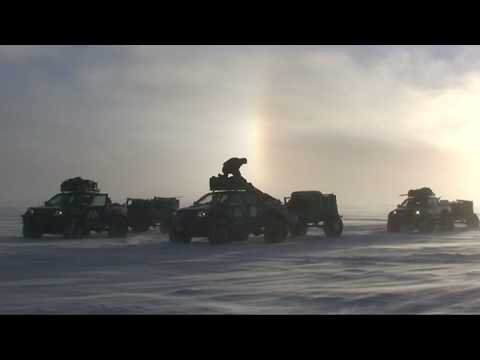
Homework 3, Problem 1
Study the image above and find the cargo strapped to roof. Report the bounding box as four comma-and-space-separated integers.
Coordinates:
61, 177, 99, 193
405, 187, 435, 198
209, 175, 253, 191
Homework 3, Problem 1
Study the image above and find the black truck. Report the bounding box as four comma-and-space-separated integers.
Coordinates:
284, 191, 343, 237
169, 175, 291, 244
22, 177, 129, 239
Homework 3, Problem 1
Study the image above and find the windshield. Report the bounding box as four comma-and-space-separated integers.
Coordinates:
399, 197, 428, 208
45, 193, 105, 207
195, 192, 230, 205
90, 194, 107, 207
45, 193, 73, 207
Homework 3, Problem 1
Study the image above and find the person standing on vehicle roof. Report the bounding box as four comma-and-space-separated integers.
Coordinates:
222, 157, 247, 178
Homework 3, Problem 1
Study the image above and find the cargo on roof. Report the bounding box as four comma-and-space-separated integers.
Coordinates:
60, 177, 99, 193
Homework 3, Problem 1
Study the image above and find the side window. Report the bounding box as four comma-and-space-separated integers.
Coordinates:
47, 194, 75, 207
91, 194, 107, 207
244, 193, 257, 206
47, 194, 64, 207
428, 198, 438, 207
245, 193, 258, 217
229, 193, 243, 206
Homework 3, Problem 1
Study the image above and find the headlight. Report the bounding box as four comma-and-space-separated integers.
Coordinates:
27, 208, 34, 215
54, 210, 63, 216
198, 210, 208, 218
415, 210, 420, 215
393, 210, 397, 215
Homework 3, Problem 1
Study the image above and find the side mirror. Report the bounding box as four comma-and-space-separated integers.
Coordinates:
44, 201, 49, 206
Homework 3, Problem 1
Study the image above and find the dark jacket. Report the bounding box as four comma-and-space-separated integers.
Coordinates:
222, 158, 247, 173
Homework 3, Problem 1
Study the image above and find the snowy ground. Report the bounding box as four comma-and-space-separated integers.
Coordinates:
2, 206, 480, 314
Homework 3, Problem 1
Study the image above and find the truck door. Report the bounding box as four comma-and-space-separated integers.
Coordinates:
87, 194, 108, 227
245, 192, 259, 219
226, 192, 246, 225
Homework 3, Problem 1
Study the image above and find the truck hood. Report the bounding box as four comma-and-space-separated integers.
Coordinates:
176, 204, 211, 213
390, 207, 422, 215
24, 206, 61, 216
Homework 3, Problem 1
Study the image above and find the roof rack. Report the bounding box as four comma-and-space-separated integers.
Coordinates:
400, 187, 435, 198
61, 177, 99, 193
209, 175, 254, 192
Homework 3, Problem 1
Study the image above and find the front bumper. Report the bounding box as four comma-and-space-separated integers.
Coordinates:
389, 211, 427, 230
173, 211, 209, 236
23, 214, 66, 234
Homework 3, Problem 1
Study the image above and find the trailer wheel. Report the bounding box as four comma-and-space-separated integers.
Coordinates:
324, 216, 343, 238
467, 214, 480, 229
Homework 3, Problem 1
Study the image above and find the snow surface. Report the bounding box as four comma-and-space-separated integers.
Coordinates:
2, 206, 480, 314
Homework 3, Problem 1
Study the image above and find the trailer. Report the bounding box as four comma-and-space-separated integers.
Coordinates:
448, 200, 479, 228
284, 191, 343, 237
126, 197, 179, 233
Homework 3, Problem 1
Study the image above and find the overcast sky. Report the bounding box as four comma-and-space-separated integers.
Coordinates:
2, 45, 480, 213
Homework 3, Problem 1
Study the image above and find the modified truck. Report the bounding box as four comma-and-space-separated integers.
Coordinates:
126, 197, 179, 233
387, 187, 479, 233
169, 175, 291, 244
284, 191, 343, 237
22, 177, 129, 239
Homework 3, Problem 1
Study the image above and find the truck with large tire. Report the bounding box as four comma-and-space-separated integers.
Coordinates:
387, 187, 479, 233
22, 177, 129, 239
169, 175, 292, 244
284, 191, 343, 238
126, 197, 179, 233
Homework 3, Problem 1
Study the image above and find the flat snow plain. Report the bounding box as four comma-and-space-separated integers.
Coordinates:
1, 206, 480, 314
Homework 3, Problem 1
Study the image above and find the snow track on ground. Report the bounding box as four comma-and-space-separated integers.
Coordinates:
1, 207, 480, 314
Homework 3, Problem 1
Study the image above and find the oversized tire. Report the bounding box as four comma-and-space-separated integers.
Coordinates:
467, 214, 480, 229
130, 221, 150, 233
264, 216, 288, 243
418, 215, 435, 234
290, 221, 308, 237
439, 211, 454, 232
324, 216, 343, 238
208, 222, 230, 245
23, 218, 42, 239
64, 218, 84, 239
169, 229, 192, 243
387, 217, 400, 233
108, 215, 129, 238
229, 226, 249, 242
